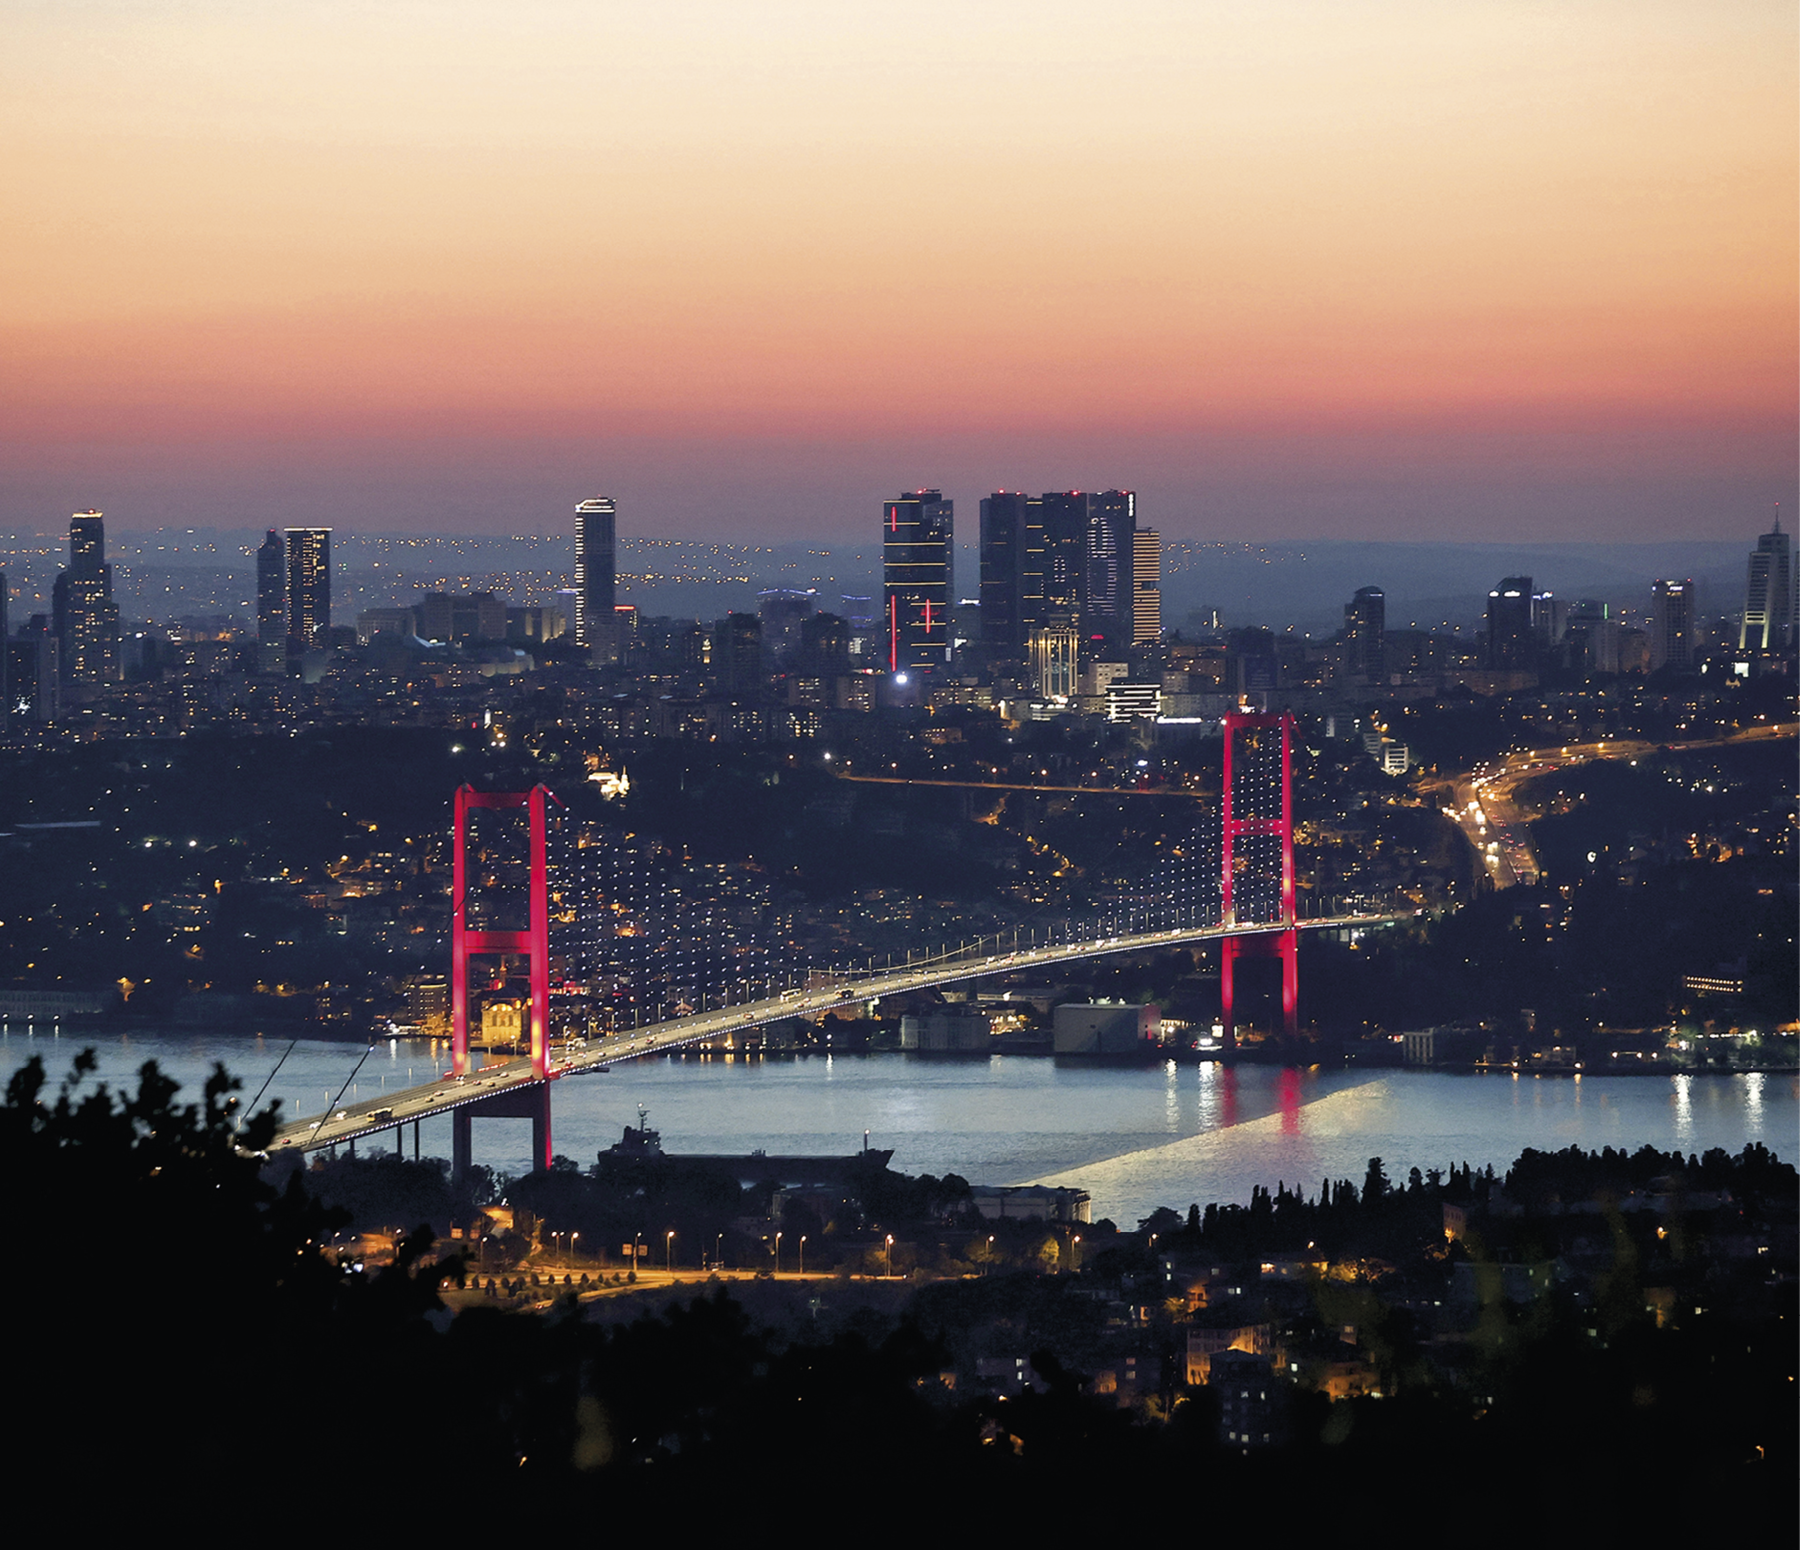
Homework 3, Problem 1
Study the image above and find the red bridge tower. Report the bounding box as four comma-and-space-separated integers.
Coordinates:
450, 783, 560, 1176
1219, 709, 1297, 1043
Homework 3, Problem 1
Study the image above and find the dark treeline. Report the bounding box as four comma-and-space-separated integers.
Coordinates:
6, 1053, 1791, 1535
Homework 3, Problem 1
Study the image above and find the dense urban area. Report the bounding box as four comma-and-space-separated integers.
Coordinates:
1, 498, 1793, 1519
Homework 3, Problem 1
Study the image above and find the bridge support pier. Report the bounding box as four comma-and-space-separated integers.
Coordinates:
451, 1082, 554, 1182
1220, 929, 1298, 1044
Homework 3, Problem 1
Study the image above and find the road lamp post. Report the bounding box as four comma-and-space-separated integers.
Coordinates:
666, 1230, 675, 1272
885, 1234, 894, 1279
774, 1231, 782, 1274
798, 1235, 807, 1277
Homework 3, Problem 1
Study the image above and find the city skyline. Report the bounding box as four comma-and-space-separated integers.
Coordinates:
1, 3, 1793, 543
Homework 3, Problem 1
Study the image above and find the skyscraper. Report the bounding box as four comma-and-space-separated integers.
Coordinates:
1084, 490, 1135, 648
1037, 491, 1090, 625
1132, 527, 1161, 645
574, 496, 618, 661
284, 528, 331, 650
1650, 579, 1696, 670
1486, 577, 1534, 670
1344, 586, 1385, 682
882, 490, 953, 670
51, 510, 121, 683
978, 492, 1041, 654
256, 529, 286, 672
1740, 511, 1793, 651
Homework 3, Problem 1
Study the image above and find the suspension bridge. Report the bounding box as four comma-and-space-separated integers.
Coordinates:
268, 711, 1410, 1171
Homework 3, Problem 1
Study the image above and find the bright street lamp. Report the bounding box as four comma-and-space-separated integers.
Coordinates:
666, 1230, 675, 1272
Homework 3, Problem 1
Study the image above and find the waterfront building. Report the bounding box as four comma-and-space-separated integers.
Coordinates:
283, 528, 331, 650
1740, 512, 1793, 651
882, 490, 953, 671
574, 496, 618, 662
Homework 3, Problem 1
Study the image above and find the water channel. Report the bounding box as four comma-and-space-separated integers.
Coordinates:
3, 1024, 1791, 1228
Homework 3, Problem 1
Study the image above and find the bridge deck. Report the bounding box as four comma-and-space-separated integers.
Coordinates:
267, 913, 1404, 1155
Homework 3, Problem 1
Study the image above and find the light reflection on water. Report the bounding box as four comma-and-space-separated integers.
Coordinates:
1, 1028, 1792, 1229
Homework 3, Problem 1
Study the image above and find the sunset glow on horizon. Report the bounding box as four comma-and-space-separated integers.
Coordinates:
2, 1, 1793, 540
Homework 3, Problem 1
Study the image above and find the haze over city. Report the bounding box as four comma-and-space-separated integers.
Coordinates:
1, 2, 1795, 1523
3, 1, 1794, 541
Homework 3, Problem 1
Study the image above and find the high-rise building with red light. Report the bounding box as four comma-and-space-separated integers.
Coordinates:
882, 490, 953, 670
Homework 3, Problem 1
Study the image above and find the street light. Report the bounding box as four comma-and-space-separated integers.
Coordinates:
798, 1235, 807, 1277
666, 1230, 675, 1272
774, 1231, 782, 1274
885, 1234, 894, 1279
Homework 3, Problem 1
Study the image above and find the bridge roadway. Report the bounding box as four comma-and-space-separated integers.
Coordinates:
268, 912, 1404, 1157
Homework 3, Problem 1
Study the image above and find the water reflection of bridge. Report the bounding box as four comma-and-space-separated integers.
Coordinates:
269, 711, 1405, 1173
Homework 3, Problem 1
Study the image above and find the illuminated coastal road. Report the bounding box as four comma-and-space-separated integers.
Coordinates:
268, 912, 1405, 1156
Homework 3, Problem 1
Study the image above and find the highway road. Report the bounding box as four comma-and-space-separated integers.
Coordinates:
267, 910, 1405, 1157
1428, 722, 1795, 891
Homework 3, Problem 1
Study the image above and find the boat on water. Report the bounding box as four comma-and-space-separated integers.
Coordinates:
598, 1107, 894, 1185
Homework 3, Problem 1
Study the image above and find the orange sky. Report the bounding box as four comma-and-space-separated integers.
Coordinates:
2, 1, 1793, 538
